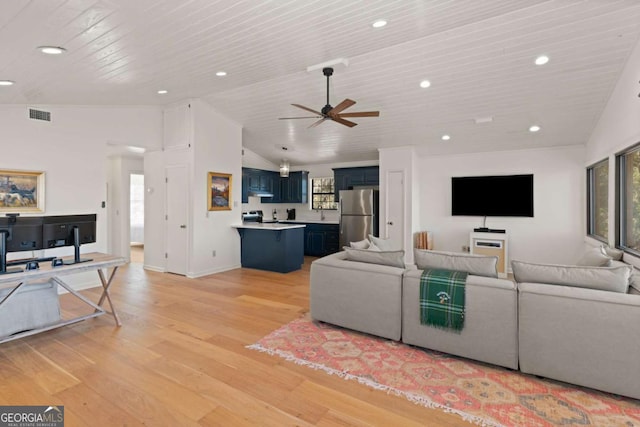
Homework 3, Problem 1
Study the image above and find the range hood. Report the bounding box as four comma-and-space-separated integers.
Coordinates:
248, 190, 274, 198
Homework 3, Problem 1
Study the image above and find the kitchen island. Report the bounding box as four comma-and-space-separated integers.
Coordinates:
232, 223, 306, 273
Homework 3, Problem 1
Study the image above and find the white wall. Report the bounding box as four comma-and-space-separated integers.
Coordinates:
190, 99, 243, 277
586, 37, 640, 246
0, 104, 161, 287
242, 147, 278, 170
418, 145, 585, 266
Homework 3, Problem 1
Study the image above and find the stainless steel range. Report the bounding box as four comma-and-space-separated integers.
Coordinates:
242, 210, 263, 223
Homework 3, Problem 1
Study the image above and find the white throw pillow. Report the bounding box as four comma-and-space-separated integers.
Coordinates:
368, 235, 399, 251
601, 245, 624, 261
576, 247, 611, 267
413, 249, 498, 278
349, 239, 370, 250
367, 241, 381, 251
344, 247, 405, 268
511, 260, 632, 293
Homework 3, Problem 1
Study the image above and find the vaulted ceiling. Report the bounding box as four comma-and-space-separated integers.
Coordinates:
2, 0, 640, 165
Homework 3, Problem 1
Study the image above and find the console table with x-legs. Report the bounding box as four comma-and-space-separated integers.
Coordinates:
0, 252, 126, 344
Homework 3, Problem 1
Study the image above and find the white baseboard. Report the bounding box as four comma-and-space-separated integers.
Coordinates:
187, 263, 241, 279
143, 264, 166, 273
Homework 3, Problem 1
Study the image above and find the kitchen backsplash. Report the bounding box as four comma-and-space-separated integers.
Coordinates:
242, 196, 339, 222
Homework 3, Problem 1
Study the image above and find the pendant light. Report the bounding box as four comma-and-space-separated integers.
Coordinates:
280, 159, 290, 177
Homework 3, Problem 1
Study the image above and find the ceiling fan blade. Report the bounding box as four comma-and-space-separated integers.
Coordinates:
292, 104, 323, 115
328, 98, 356, 116
337, 111, 380, 118
308, 118, 327, 128
278, 116, 321, 120
331, 116, 358, 127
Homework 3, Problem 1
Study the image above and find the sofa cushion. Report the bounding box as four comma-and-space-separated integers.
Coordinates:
368, 235, 399, 251
576, 247, 611, 267
601, 245, 624, 261
349, 239, 370, 250
630, 269, 640, 293
413, 249, 498, 278
344, 247, 405, 268
511, 260, 632, 293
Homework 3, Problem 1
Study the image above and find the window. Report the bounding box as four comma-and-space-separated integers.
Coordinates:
617, 144, 640, 252
311, 177, 338, 210
587, 159, 608, 241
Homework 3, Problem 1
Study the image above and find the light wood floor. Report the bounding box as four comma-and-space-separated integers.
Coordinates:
0, 258, 470, 426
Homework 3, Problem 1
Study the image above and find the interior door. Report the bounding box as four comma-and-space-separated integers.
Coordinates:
166, 165, 188, 275
385, 170, 404, 250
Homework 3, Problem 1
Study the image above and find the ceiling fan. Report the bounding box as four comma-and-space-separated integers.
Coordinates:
279, 67, 380, 128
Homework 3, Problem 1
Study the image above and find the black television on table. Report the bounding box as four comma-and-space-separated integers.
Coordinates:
42, 214, 96, 265
451, 174, 534, 217
0, 216, 44, 274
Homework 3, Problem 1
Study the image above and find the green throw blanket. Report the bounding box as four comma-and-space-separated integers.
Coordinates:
420, 269, 468, 331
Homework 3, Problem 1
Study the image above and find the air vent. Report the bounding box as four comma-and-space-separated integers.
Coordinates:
28, 108, 51, 122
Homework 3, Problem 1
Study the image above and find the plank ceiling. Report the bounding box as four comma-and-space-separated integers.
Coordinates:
1, 0, 640, 164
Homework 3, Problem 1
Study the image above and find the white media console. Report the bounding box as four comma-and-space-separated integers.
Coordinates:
470, 231, 509, 278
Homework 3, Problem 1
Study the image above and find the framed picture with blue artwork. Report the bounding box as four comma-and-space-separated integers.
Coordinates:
0, 169, 45, 212
207, 172, 232, 211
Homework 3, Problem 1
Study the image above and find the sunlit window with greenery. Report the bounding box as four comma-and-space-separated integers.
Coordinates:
617, 146, 640, 252
587, 159, 608, 241
311, 178, 338, 210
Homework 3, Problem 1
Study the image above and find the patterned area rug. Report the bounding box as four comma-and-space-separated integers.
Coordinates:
247, 318, 640, 427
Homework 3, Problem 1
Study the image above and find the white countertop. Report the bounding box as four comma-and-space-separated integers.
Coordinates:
278, 220, 339, 225
232, 223, 306, 230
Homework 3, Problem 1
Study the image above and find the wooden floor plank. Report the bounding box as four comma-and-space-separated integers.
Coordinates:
0, 258, 470, 426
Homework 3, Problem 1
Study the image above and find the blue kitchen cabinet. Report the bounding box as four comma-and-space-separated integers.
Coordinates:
242, 168, 309, 204
294, 222, 339, 256
235, 226, 304, 273
283, 171, 308, 204
333, 166, 379, 201
242, 168, 280, 203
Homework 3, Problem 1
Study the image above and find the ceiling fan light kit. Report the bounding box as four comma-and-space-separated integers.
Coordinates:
279, 67, 380, 128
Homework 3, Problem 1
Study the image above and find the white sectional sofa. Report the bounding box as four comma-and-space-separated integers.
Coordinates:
310, 246, 640, 400
310, 248, 519, 369
513, 258, 640, 400
310, 251, 404, 340
403, 270, 518, 369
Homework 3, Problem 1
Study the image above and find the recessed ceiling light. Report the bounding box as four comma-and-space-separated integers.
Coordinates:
372, 20, 387, 28
419, 80, 431, 89
529, 125, 541, 132
0, 80, 15, 86
441, 134, 451, 141
38, 46, 66, 55
535, 55, 549, 65
157, 90, 168, 94
216, 71, 227, 77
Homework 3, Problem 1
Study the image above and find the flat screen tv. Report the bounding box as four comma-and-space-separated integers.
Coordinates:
0, 216, 44, 274
43, 214, 96, 265
451, 174, 534, 217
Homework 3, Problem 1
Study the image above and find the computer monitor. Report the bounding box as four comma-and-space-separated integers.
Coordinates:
42, 214, 96, 265
0, 216, 44, 274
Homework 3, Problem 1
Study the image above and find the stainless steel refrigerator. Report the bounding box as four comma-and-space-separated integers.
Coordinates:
339, 189, 379, 248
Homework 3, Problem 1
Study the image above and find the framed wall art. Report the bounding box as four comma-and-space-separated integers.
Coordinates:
207, 172, 232, 211
0, 169, 45, 213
